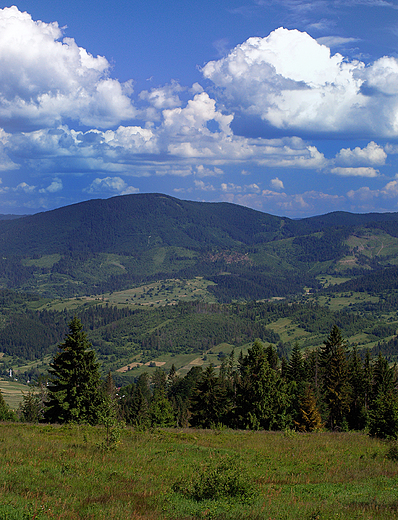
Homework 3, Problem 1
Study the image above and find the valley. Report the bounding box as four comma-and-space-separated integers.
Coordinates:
2, 194, 398, 405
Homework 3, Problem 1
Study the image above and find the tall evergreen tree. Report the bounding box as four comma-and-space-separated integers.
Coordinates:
190, 365, 228, 428
347, 346, 367, 430
44, 317, 103, 424
169, 366, 202, 427
294, 384, 324, 432
372, 353, 396, 401
286, 343, 307, 427
368, 390, 398, 439
122, 384, 150, 429
363, 349, 373, 414
236, 340, 290, 430
319, 326, 351, 430
286, 343, 306, 384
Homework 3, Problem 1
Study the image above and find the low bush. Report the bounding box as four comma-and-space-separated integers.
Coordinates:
172, 454, 256, 502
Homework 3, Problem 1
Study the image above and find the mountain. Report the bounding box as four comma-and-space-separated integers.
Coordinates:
0, 193, 295, 256
1, 193, 398, 300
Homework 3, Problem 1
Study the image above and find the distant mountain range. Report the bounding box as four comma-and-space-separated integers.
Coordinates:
2, 193, 398, 299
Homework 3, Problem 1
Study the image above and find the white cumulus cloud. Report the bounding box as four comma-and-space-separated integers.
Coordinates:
335, 141, 387, 166
194, 180, 215, 191
0, 6, 135, 130
270, 177, 284, 190
202, 27, 398, 137
331, 166, 379, 177
85, 177, 139, 195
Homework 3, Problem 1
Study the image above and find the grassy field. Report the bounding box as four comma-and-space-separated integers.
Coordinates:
34, 277, 217, 312
0, 424, 397, 519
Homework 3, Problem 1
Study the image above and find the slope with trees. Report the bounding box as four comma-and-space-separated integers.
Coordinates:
1, 193, 398, 300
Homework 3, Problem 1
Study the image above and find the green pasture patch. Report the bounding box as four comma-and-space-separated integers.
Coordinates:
346, 231, 398, 259
22, 254, 62, 268
317, 275, 352, 287
35, 297, 105, 312
267, 317, 310, 343
0, 379, 28, 409
348, 332, 374, 346
249, 247, 294, 271
10, 357, 51, 381
104, 277, 216, 307
319, 292, 379, 311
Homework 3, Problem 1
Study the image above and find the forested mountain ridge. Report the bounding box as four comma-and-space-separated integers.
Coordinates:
3, 194, 398, 255
1, 193, 398, 299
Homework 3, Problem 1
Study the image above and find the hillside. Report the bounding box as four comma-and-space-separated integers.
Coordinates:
2, 194, 398, 384
2, 193, 398, 300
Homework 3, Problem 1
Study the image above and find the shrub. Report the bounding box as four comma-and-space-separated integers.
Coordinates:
172, 454, 256, 502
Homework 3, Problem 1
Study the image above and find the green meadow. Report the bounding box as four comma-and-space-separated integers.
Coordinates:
0, 423, 397, 520
0, 379, 27, 410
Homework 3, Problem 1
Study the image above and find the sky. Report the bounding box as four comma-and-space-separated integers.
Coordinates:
2, 2, 398, 216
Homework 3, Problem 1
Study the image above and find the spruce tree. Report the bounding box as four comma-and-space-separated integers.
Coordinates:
372, 353, 396, 400
123, 384, 150, 429
347, 346, 367, 430
319, 326, 351, 430
294, 384, 324, 432
45, 317, 102, 424
286, 343, 306, 384
368, 390, 398, 439
190, 365, 228, 428
236, 340, 290, 430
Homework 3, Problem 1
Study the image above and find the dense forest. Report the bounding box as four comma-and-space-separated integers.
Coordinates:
4, 320, 397, 442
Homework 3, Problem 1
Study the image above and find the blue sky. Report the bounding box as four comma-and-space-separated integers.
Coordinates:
1, 2, 398, 216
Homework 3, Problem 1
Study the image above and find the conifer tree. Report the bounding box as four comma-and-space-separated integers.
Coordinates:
123, 384, 150, 429
265, 344, 279, 370
319, 326, 351, 430
294, 384, 324, 432
368, 390, 398, 439
286, 343, 308, 427
236, 340, 290, 430
98, 371, 123, 449
190, 365, 228, 428
363, 349, 373, 413
372, 353, 396, 401
168, 366, 202, 427
347, 346, 367, 430
286, 343, 306, 384
45, 317, 102, 424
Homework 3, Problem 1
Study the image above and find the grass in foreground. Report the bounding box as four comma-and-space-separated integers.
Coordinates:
0, 424, 397, 520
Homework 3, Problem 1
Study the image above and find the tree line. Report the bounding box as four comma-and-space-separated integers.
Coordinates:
2, 318, 397, 440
